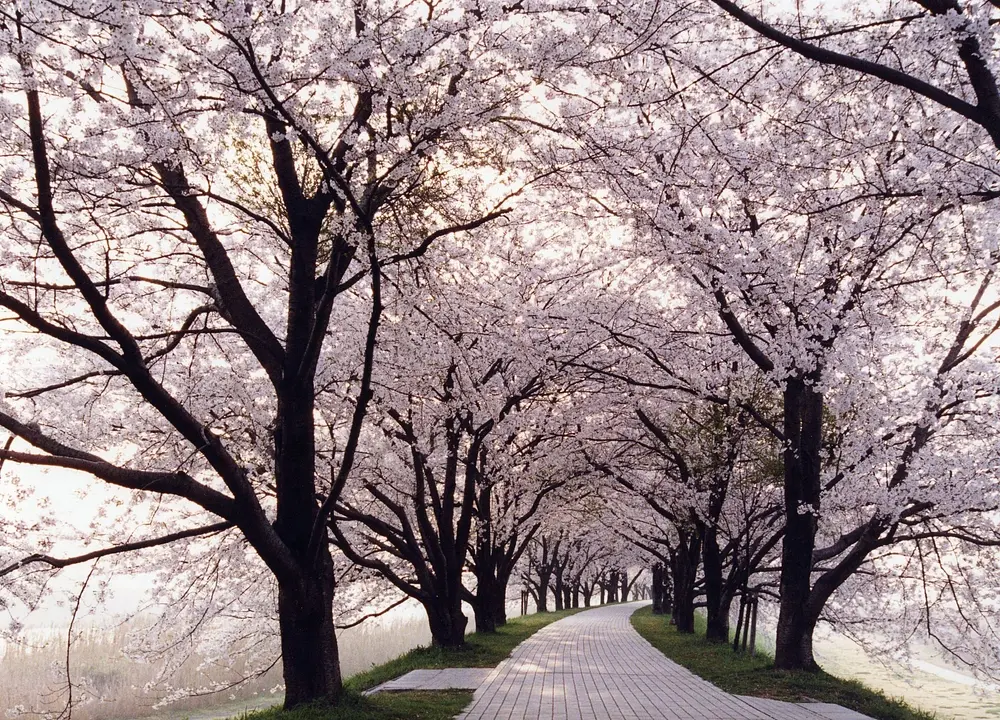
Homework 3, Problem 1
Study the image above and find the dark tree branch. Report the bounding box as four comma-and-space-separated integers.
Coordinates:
0, 521, 236, 578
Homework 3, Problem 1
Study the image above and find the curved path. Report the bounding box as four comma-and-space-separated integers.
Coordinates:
457, 602, 872, 720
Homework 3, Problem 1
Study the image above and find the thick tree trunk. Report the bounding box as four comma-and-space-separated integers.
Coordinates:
475, 577, 498, 634
774, 377, 824, 670
277, 550, 343, 708
475, 577, 508, 633
651, 563, 666, 615
554, 568, 565, 611
491, 588, 508, 628
774, 610, 818, 669
672, 532, 701, 634
702, 527, 730, 643
620, 571, 630, 602
474, 608, 496, 633
536, 569, 551, 613
426, 600, 469, 647
273, 378, 344, 707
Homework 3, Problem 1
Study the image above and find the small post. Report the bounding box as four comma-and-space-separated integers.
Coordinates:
748, 593, 759, 657
740, 596, 751, 653
732, 595, 746, 652
520, 590, 529, 616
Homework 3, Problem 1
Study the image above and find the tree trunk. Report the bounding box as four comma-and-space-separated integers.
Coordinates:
475, 576, 508, 632
273, 379, 344, 708
426, 600, 469, 647
475, 575, 499, 634
277, 550, 343, 708
775, 377, 823, 670
702, 526, 729, 643
775, 610, 818, 669
536, 568, 551, 612
651, 563, 666, 615
491, 587, 508, 628
554, 568, 565, 611
672, 532, 700, 634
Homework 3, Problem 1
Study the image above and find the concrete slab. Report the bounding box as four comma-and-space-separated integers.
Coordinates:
737, 696, 846, 719
802, 703, 879, 720
364, 667, 493, 695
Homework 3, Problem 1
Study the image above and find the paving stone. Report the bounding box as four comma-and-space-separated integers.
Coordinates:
456, 602, 878, 720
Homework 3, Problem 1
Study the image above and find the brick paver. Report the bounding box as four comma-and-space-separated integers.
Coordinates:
457, 602, 874, 720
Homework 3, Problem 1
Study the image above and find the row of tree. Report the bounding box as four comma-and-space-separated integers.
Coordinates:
2, 0, 1000, 712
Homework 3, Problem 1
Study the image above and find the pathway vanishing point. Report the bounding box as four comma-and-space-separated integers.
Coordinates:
451, 602, 875, 720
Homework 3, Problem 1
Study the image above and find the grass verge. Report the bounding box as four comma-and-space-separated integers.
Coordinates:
238, 607, 584, 720
630, 606, 937, 720
235, 691, 472, 720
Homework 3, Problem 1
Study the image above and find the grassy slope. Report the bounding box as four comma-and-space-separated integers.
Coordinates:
240, 607, 583, 720
631, 606, 939, 720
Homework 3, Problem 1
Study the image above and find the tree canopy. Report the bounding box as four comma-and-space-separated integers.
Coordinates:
2, 0, 1000, 714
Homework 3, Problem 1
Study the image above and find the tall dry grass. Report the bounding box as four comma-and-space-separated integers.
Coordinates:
0, 613, 433, 720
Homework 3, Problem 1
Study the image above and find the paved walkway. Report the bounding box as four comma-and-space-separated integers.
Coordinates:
456, 602, 873, 720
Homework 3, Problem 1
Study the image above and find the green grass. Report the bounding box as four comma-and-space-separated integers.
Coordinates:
631, 607, 939, 720
237, 607, 583, 720
234, 691, 472, 720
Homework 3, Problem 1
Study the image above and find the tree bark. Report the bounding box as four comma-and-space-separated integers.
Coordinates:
276, 549, 342, 707
774, 376, 824, 670
774, 609, 818, 669
474, 575, 508, 633
702, 526, 730, 643
426, 599, 469, 647
672, 531, 701, 634
273, 369, 345, 706
536, 569, 551, 612
474, 575, 499, 634
651, 563, 667, 615
553, 566, 565, 611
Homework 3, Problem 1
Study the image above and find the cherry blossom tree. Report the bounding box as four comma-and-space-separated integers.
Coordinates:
570, 1, 1000, 671
329, 220, 601, 643
0, 0, 582, 706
